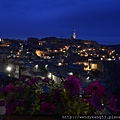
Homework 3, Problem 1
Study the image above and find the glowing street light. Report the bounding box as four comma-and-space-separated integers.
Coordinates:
6, 66, 12, 72
6, 65, 13, 77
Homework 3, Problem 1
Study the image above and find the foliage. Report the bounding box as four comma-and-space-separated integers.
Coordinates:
0, 76, 120, 115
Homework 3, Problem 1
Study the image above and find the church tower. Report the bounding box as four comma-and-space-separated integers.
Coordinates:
72, 30, 76, 40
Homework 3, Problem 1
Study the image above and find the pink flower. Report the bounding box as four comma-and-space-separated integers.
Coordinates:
85, 80, 105, 96
0, 87, 5, 93
43, 77, 50, 83
40, 102, 56, 115
64, 76, 81, 94
15, 86, 24, 94
26, 77, 38, 85
109, 96, 120, 113
26, 80, 32, 85
5, 98, 18, 115
19, 76, 26, 81
0, 100, 6, 106
5, 83, 15, 93
90, 94, 103, 111
32, 77, 39, 83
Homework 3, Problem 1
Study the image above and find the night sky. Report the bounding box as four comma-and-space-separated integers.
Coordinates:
0, 0, 120, 45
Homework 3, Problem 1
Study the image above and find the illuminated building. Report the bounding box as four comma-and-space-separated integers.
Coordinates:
73, 30, 76, 40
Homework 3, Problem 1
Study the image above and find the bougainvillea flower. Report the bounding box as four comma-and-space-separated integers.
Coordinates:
15, 86, 24, 94
85, 80, 105, 96
40, 102, 56, 114
19, 76, 26, 82
90, 94, 103, 111
0, 100, 6, 106
109, 96, 120, 113
31, 77, 38, 84
5, 98, 19, 115
64, 76, 81, 94
26, 77, 38, 85
5, 83, 15, 93
1, 75, 119, 115
43, 77, 50, 83
0, 87, 5, 93
26, 79, 32, 85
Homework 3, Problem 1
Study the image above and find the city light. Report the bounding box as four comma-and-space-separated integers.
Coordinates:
68, 72, 73, 75
6, 66, 12, 72
58, 62, 62, 66
48, 73, 52, 79
35, 64, 38, 69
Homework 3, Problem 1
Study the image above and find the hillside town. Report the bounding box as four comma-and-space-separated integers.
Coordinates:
0, 32, 120, 107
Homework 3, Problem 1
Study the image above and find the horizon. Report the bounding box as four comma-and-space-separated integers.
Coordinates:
0, 0, 120, 45
1, 35, 120, 46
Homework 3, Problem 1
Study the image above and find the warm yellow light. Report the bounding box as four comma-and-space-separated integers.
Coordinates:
54, 50, 58, 52
17, 52, 20, 55
58, 62, 62, 66
48, 73, 52, 79
85, 54, 88, 57
91, 64, 97, 69
112, 50, 115, 53
84, 67, 91, 71
35, 50, 43, 57
60, 49, 63, 52
84, 62, 88, 66
108, 58, 112, 61
97, 54, 99, 57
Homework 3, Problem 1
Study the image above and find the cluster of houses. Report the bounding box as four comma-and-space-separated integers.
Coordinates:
0, 37, 120, 88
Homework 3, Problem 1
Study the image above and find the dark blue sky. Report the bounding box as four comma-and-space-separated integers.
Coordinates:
0, 0, 120, 45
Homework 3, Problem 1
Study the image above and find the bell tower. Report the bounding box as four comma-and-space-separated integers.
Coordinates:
72, 30, 76, 40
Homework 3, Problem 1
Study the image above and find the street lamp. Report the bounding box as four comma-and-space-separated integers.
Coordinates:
6, 66, 12, 72
6, 65, 12, 76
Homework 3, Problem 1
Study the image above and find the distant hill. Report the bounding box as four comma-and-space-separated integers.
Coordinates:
100, 44, 120, 53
